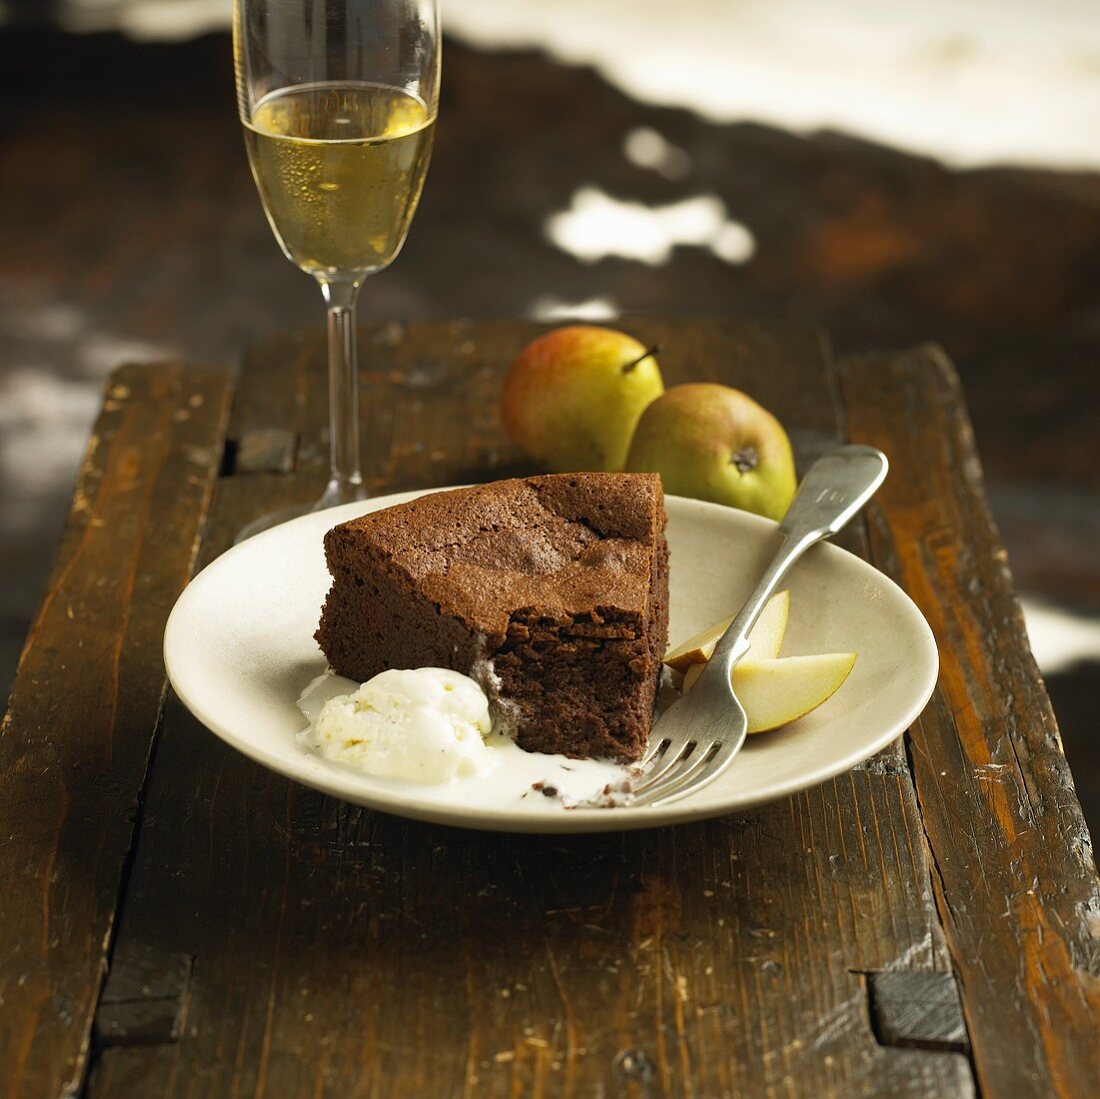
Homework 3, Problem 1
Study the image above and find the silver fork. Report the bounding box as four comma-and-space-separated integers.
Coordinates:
628, 444, 889, 809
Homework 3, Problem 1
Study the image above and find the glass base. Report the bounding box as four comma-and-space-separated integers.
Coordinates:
234, 478, 368, 544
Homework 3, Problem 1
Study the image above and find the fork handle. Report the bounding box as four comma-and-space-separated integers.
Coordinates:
709, 445, 889, 674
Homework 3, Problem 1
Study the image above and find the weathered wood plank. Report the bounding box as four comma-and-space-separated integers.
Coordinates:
868, 972, 967, 1052
234, 428, 297, 475
90, 323, 970, 1097
0, 363, 233, 1099
841, 345, 1100, 1099
94, 944, 193, 1047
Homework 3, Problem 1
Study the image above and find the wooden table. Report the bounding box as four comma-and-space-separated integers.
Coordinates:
3, 320, 1098, 1098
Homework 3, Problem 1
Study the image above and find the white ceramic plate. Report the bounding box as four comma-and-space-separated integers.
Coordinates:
164, 489, 938, 833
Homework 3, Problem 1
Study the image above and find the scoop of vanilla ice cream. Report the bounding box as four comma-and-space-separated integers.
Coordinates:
307, 667, 494, 783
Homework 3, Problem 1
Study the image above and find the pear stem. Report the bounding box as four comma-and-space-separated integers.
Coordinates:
621, 344, 661, 374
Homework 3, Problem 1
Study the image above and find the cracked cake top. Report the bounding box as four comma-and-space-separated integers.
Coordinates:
325, 473, 665, 636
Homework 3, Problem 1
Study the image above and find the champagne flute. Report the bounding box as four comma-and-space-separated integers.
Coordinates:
234, 0, 439, 536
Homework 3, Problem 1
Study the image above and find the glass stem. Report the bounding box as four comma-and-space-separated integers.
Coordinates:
318, 276, 366, 509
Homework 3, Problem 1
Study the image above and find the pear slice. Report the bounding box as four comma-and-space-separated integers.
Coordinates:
664, 590, 790, 674
681, 651, 856, 733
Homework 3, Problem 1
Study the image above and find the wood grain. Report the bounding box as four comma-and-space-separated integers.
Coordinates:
841, 346, 1100, 1098
0, 363, 232, 1099
89, 322, 971, 1098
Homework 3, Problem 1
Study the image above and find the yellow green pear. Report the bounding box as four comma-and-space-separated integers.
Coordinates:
501, 325, 664, 472
625, 383, 796, 519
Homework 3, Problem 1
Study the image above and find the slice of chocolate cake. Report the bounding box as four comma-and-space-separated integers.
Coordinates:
315, 473, 669, 762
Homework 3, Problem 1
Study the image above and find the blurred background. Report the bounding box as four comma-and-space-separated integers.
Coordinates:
1, 0, 1098, 831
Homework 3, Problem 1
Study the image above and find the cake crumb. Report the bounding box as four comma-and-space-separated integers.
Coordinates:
531, 775, 638, 808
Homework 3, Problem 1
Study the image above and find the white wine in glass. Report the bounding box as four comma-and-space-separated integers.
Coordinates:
234, 1, 440, 537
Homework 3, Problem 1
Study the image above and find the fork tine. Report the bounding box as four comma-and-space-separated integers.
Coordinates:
631, 741, 718, 805
632, 736, 742, 807
640, 735, 670, 768
631, 738, 698, 794
630, 665, 745, 804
